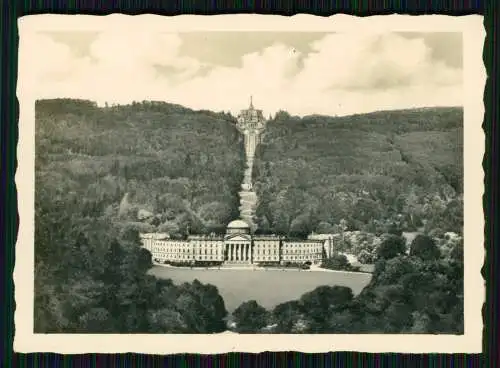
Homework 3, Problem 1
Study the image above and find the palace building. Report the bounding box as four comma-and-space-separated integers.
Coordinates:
141, 219, 326, 266
141, 98, 326, 267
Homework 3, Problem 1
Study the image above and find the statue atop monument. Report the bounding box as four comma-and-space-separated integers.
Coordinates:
236, 96, 266, 133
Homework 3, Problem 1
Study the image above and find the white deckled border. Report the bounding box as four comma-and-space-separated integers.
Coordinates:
14, 14, 485, 354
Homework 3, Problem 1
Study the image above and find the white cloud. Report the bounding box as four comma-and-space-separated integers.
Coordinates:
26, 31, 462, 117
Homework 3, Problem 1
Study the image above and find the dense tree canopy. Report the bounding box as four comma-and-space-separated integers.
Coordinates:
232, 300, 269, 333
253, 107, 463, 238
240, 252, 463, 334
35, 99, 236, 333
321, 253, 357, 271
377, 235, 407, 260
36, 99, 245, 237
35, 99, 463, 334
410, 234, 441, 261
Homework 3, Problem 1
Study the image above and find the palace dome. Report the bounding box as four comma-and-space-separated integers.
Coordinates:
227, 219, 250, 229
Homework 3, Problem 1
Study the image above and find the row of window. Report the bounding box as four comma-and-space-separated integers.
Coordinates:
157, 242, 190, 247
154, 249, 231, 255
282, 255, 321, 261
153, 245, 224, 250
255, 250, 277, 255
153, 247, 194, 253
153, 253, 224, 261
151, 249, 321, 255
148, 241, 322, 249
153, 254, 321, 262
283, 244, 322, 248
152, 248, 321, 256
148, 243, 323, 253
282, 249, 322, 254
148, 241, 322, 246
198, 256, 222, 260
153, 254, 191, 260
254, 256, 279, 261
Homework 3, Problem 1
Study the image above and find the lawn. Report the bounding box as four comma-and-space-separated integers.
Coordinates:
148, 266, 372, 312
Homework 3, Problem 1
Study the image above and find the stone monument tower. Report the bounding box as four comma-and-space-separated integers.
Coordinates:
235, 97, 267, 230
236, 96, 266, 161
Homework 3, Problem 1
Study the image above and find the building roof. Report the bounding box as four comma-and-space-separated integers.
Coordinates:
283, 239, 325, 244
227, 219, 250, 229
188, 235, 224, 241
225, 233, 252, 241
237, 97, 265, 121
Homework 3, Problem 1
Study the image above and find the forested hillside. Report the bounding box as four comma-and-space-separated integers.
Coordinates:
34, 99, 244, 332
36, 99, 245, 236
231, 233, 464, 334
253, 108, 463, 237
33, 99, 464, 333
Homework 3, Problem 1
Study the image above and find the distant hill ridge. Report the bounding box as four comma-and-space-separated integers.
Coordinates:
252, 106, 463, 237
36, 98, 460, 122
36, 99, 463, 239
34, 99, 464, 335
301, 106, 461, 120
35, 98, 245, 238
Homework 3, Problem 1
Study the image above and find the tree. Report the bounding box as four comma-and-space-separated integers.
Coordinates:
326, 309, 356, 333
315, 221, 335, 234
377, 235, 406, 260
321, 253, 352, 271
299, 286, 353, 332
387, 220, 403, 236
147, 308, 187, 333
357, 249, 375, 264
353, 198, 380, 224
198, 201, 232, 230
425, 198, 463, 235
137, 248, 153, 272
103, 239, 125, 283
450, 238, 463, 263
121, 226, 142, 247
67, 232, 92, 276
173, 280, 227, 333
232, 300, 269, 333
289, 213, 312, 238
34, 263, 69, 333
401, 187, 424, 230
256, 215, 271, 234
190, 281, 227, 332
272, 300, 303, 333
78, 308, 113, 333
410, 235, 441, 261
35, 99, 247, 333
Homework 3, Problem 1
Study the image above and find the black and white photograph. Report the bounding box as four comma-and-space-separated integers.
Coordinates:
15, 14, 484, 353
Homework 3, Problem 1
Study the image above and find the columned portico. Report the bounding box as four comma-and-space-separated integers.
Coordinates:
224, 220, 253, 264
225, 242, 251, 262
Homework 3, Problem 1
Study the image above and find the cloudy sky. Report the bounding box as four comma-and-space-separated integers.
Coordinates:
26, 31, 463, 116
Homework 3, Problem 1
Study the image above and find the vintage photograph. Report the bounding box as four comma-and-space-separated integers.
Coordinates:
16, 15, 484, 353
